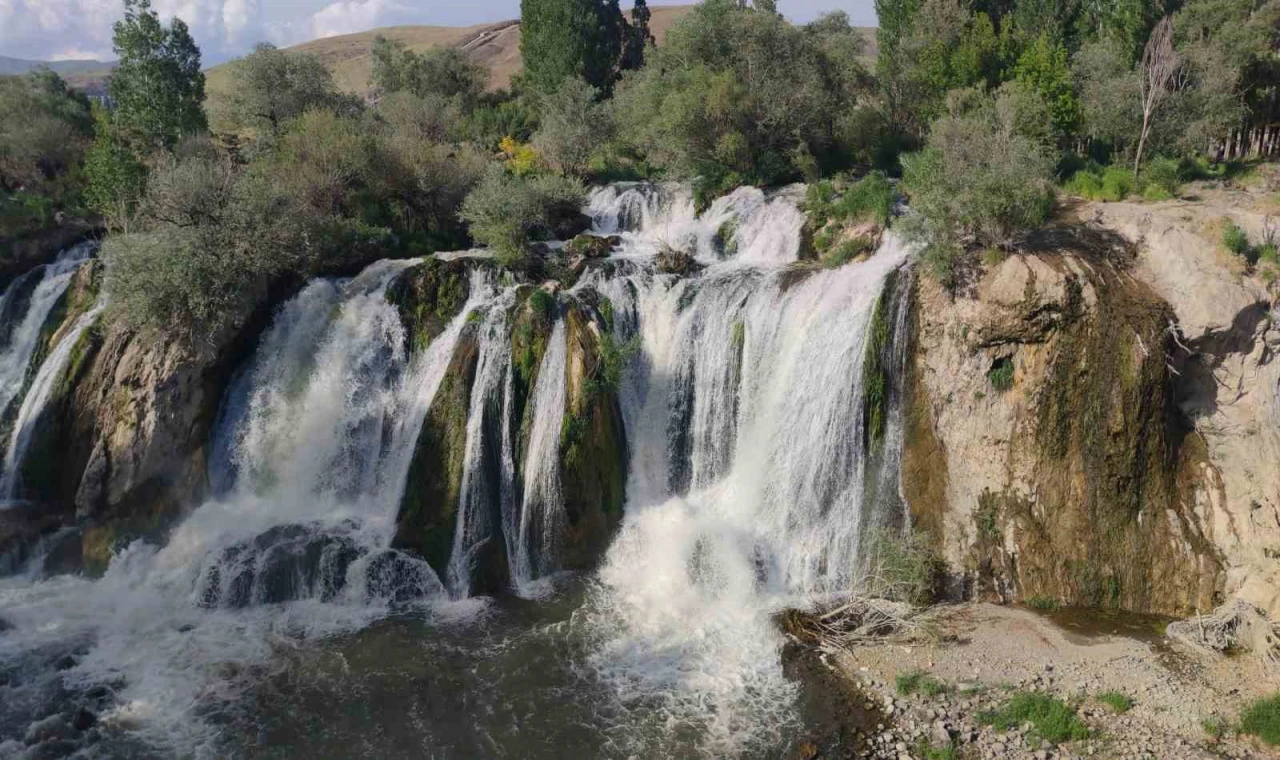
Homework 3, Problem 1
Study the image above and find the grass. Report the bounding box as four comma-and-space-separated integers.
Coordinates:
1063, 161, 1183, 203
896, 669, 951, 698
1202, 715, 1228, 739
1096, 691, 1133, 713
916, 740, 958, 760
1222, 221, 1250, 257
987, 358, 1014, 393
1239, 693, 1280, 746
821, 236, 873, 268
1025, 595, 1059, 611
979, 692, 1090, 744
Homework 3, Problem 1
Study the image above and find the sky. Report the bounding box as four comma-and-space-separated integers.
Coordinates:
0, 0, 879, 65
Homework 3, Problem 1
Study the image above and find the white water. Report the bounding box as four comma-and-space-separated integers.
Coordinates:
0, 183, 911, 757
0, 244, 93, 462
513, 320, 568, 588
0, 261, 495, 753
577, 187, 911, 753
0, 295, 105, 500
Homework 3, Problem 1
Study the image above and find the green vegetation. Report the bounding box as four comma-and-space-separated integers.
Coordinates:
519, 0, 650, 94
458, 167, 585, 265
916, 740, 958, 760
1025, 595, 1059, 610
863, 526, 944, 606
979, 692, 1090, 745
107, 0, 206, 150
988, 357, 1014, 392
1202, 715, 1228, 739
214, 43, 355, 137
896, 669, 951, 697
1239, 693, 1280, 746
1096, 690, 1134, 713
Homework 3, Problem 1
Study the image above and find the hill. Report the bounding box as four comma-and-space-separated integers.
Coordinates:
0, 55, 114, 77
206, 6, 698, 102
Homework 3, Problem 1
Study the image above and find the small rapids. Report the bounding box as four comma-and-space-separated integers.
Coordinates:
0, 184, 913, 759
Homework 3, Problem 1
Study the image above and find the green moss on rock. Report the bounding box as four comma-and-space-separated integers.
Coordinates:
385, 258, 474, 355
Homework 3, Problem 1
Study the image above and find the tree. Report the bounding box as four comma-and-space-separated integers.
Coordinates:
1133, 17, 1180, 176
520, 0, 638, 94
1013, 31, 1081, 141
532, 78, 612, 176
108, 0, 206, 149
370, 36, 488, 110
0, 69, 94, 192
221, 43, 350, 137
1073, 38, 1142, 157
901, 85, 1056, 284
620, 0, 654, 71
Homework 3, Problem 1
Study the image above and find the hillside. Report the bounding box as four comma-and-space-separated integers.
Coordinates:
0, 56, 114, 77
206, 5, 696, 101
205, 6, 876, 103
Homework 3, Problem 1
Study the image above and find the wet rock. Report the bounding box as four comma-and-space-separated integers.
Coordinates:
52, 655, 76, 672
563, 234, 619, 261
71, 708, 96, 732
198, 523, 362, 608
546, 207, 592, 241
363, 550, 444, 607
655, 246, 701, 276
0, 616, 11, 632
23, 715, 74, 745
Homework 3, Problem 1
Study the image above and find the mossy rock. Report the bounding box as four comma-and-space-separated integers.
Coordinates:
557, 304, 628, 569
385, 258, 476, 355
392, 327, 480, 577
564, 234, 619, 260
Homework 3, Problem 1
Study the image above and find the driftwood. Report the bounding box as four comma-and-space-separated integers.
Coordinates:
1167, 600, 1280, 666
778, 596, 934, 650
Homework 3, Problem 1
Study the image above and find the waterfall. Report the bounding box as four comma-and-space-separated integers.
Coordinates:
575, 187, 912, 753
0, 297, 104, 501
0, 244, 93, 440
513, 320, 568, 588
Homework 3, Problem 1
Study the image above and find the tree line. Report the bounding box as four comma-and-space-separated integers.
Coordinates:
0, 0, 1276, 341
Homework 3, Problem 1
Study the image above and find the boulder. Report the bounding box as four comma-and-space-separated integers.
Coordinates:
655, 245, 702, 276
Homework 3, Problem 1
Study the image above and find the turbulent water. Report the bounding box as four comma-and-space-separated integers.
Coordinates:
0, 185, 913, 759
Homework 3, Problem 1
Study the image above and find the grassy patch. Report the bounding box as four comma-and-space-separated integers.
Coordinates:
916, 740, 958, 760
979, 692, 1090, 744
1025, 595, 1059, 611
897, 669, 951, 698
1096, 691, 1133, 713
1222, 221, 1250, 258
1239, 693, 1280, 746
821, 235, 873, 269
987, 357, 1014, 393
1202, 715, 1228, 739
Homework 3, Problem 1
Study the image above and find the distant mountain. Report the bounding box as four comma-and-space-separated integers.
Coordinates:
0, 55, 115, 77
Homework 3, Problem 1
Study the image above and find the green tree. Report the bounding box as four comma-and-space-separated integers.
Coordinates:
0, 69, 94, 192
1014, 31, 1081, 140
532, 78, 612, 177
219, 43, 351, 137
83, 115, 148, 231
621, 0, 655, 71
370, 36, 488, 110
107, 0, 206, 149
459, 165, 585, 264
520, 0, 637, 94
901, 85, 1056, 284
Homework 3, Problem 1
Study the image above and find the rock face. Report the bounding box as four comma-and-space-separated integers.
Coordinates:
905, 224, 1224, 615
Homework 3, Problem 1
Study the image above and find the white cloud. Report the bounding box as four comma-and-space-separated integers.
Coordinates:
307, 0, 385, 41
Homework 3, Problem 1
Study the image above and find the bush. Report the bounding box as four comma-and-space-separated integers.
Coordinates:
532, 78, 613, 178
459, 166, 586, 265
1096, 691, 1134, 713
862, 527, 944, 606
0, 69, 94, 194
1063, 170, 1104, 199
1222, 221, 1250, 257
1099, 166, 1135, 201
1202, 715, 1228, 739
1239, 693, 1280, 746
836, 171, 895, 226
1025, 595, 1058, 610
979, 692, 1090, 744
214, 43, 353, 137
901, 86, 1055, 285
987, 357, 1014, 392
371, 35, 487, 110
822, 236, 874, 268
1138, 156, 1180, 199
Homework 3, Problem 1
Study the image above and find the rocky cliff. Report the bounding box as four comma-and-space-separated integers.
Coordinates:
904, 194, 1279, 617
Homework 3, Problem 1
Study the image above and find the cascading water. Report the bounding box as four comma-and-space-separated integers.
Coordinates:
0, 244, 94, 480
0, 183, 913, 759
513, 320, 568, 588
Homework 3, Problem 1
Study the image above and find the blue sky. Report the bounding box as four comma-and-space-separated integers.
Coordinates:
0, 1, 878, 65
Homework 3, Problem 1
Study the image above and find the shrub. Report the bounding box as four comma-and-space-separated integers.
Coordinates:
1138, 156, 1180, 199
532, 78, 613, 178
900, 86, 1055, 286
1099, 166, 1134, 201
1202, 715, 1228, 739
979, 692, 1090, 744
459, 166, 586, 265
371, 35, 487, 110
1222, 221, 1250, 257
862, 527, 944, 606
835, 171, 895, 226
897, 670, 951, 697
987, 357, 1014, 392
1063, 170, 1103, 199
1096, 691, 1134, 713
214, 43, 352, 137
1239, 693, 1280, 746
917, 741, 958, 760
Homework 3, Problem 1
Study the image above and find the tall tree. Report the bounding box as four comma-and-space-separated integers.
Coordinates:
222, 43, 348, 137
108, 0, 206, 149
1133, 16, 1180, 175
520, 0, 638, 94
